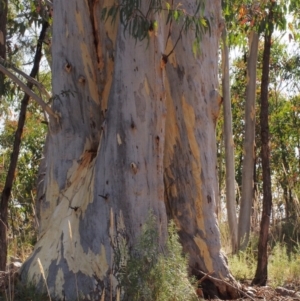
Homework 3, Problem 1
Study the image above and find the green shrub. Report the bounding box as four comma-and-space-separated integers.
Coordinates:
228, 249, 256, 281
228, 242, 300, 287
268, 243, 300, 287
117, 214, 198, 301
0, 281, 48, 301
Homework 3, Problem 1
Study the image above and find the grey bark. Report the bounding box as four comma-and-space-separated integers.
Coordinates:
20, 1, 239, 300
238, 31, 259, 250
221, 27, 238, 254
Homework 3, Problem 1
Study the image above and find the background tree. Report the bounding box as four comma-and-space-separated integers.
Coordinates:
0, 0, 8, 96
0, 0, 51, 270
0, 22, 49, 271
238, 29, 259, 250
221, 26, 238, 253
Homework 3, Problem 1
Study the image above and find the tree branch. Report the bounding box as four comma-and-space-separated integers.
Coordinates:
195, 268, 256, 301
0, 63, 59, 122
0, 56, 51, 99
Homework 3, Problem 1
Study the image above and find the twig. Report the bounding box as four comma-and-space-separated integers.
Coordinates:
194, 268, 256, 301
198, 271, 214, 284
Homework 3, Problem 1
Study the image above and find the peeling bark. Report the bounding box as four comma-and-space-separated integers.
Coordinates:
21, 1, 239, 300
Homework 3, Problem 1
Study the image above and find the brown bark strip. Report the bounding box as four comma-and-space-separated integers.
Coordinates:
0, 21, 49, 271
252, 4, 274, 286
87, 0, 101, 65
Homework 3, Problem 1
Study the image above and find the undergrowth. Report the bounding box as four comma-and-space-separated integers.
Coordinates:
0, 282, 48, 301
228, 242, 300, 288
2, 213, 198, 301
117, 213, 199, 301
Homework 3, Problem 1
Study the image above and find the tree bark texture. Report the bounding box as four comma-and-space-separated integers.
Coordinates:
20, 1, 238, 300
0, 22, 49, 271
252, 13, 273, 286
238, 31, 259, 250
0, 0, 7, 96
221, 27, 237, 254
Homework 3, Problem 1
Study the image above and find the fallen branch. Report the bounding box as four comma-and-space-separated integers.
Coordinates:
195, 268, 256, 301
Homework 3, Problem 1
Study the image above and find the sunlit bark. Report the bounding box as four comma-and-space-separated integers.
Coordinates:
221, 27, 238, 254
21, 1, 239, 299
238, 31, 259, 250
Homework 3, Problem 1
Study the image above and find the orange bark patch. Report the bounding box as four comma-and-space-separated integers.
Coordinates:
80, 43, 99, 104
181, 96, 205, 231
194, 235, 214, 272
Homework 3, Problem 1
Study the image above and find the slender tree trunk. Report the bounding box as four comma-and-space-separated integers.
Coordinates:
0, 0, 7, 96
221, 27, 237, 254
0, 0, 8, 271
20, 1, 239, 300
0, 22, 49, 271
238, 31, 259, 250
252, 10, 273, 286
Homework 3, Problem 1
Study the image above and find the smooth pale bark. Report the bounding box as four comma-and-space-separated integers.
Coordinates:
21, 1, 238, 300
221, 27, 237, 254
238, 31, 259, 250
252, 13, 273, 285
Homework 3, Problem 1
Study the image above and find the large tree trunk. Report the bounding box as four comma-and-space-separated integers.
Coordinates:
221, 27, 238, 254
238, 31, 259, 250
252, 8, 273, 286
21, 1, 238, 300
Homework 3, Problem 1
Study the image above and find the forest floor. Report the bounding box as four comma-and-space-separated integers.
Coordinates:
215, 280, 300, 301
1, 264, 300, 300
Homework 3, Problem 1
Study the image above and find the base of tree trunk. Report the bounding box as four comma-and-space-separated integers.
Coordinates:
194, 269, 241, 299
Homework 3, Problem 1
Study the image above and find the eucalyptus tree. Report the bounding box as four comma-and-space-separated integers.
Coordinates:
252, 0, 300, 285
18, 0, 240, 299
238, 29, 259, 250
252, 4, 274, 285
222, 0, 260, 251
221, 26, 238, 253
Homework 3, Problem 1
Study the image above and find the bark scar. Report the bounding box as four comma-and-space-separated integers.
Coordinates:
87, 0, 101, 67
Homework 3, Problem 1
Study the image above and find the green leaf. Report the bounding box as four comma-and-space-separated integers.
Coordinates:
174, 10, 179, 21
200, 17, 207, 27
166, 2, 170, 11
